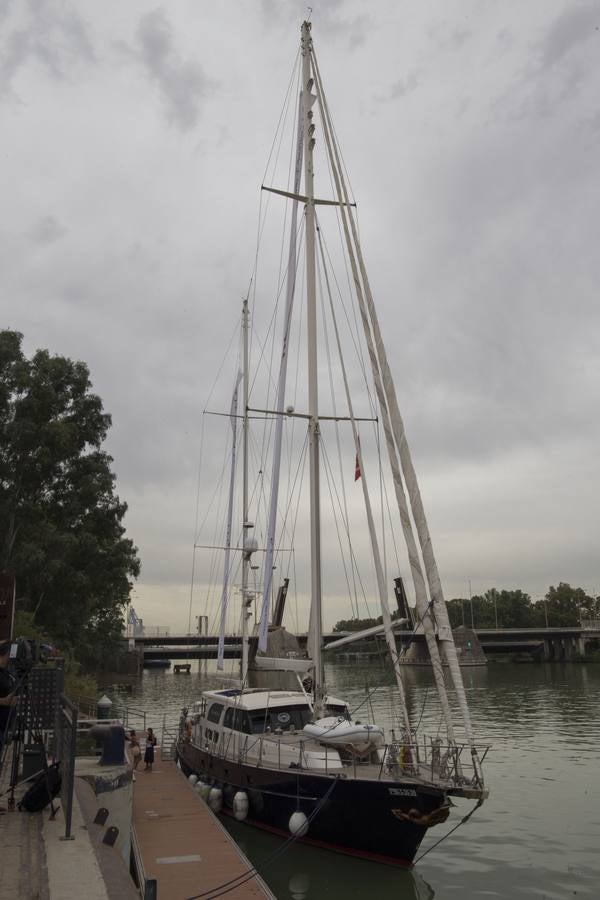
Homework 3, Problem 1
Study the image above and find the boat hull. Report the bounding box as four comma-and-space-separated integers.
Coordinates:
178, 739, 446, 867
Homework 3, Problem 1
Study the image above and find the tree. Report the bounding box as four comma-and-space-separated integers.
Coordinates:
0, 330, 140, 664
535, 583, 599, 627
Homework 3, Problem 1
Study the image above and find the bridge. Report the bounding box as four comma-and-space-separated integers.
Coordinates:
134, 623, 600, 662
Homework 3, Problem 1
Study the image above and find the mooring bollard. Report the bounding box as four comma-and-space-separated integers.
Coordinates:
97, 694, 113, 720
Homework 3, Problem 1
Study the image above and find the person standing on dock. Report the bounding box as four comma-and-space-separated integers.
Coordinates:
128, 729, 142, 776
144, 727, 157, 772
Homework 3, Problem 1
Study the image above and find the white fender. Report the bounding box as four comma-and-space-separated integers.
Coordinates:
289, 811, 308, 837
198, 782, 212, 801
208, 787, 223, 813
188, 773, 198, 785
233, 791, 249, 821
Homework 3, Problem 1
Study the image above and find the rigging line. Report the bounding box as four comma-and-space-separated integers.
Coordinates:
260, 49, 301, 188
188, 410, 207, 633
246, 53, 300, 312
316, 220, 376, 419
319, 440, 363, 619
252, 218, 304, 512
317, 224, 361, 617
199, 319, 243, 419
315, 223, 379, 622
314, 44, 465, 747
376, 407, 388, 591
185, 777, 340, 900
195, 411, 241, 541
310, 42, 357, 209
319, 439, 373, 620
250, 58, 301, 386
414, 685, 430, 733
317, 233, 359, 619
380, 432, 403, 578
247, 219, 303, 410
271, 430, 309, 592
413, 798, 484, 866
199, 433, 238, 625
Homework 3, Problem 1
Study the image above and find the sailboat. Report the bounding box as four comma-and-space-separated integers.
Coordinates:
177, 21, 488, 867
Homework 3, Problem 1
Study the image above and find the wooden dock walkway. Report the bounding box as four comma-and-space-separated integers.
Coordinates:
132, 750, 275, 900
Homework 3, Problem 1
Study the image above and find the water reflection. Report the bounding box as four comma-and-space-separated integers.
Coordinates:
224, 815, 435, 900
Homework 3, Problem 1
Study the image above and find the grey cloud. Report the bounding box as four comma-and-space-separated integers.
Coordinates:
135, 8, 215, 131
539, 3, 599, 68
427, 21, 472, 52
390, 72, 419, 100
29, 215, 67, 244
0, 0, 94, 92
260, 0, 368, 48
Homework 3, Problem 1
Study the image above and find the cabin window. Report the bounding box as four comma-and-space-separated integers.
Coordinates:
207, 703, 224, 724
248, 704, 311, 734
224, 708, 235, 729
234, 710, 251, 733
326, 703, 350, 720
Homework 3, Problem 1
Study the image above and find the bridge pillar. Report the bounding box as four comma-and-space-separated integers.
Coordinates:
543, 640, 553, 661
578, 636, 587, 657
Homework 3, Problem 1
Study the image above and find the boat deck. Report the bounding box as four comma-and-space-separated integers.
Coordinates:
132, 749, 275, 900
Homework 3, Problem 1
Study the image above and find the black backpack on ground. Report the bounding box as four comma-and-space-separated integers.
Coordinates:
18, 761, 61, 813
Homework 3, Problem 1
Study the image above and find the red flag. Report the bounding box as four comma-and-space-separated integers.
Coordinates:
354, 453, 361, 481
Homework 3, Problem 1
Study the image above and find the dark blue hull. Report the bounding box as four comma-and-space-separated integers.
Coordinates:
178, 740, 447, 867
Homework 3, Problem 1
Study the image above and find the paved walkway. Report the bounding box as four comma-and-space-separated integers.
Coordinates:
1, 743, 136, 899
133, 750, 275, 900
0, 744, 50, 899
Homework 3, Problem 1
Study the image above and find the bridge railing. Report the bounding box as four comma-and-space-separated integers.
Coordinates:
580, 618, 600, 631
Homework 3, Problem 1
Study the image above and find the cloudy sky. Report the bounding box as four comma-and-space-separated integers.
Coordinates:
2, 0, 599, 633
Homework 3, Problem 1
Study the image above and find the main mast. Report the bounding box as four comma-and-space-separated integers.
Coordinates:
241, 298, 252, 684
301, 21, 324, 718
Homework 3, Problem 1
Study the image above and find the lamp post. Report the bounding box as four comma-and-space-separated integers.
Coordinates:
469, 580, 474, 629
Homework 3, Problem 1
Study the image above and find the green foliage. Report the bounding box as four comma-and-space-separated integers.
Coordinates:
537, 582, 600, 627
12, 610, 97, 699
332, 609, 404, 632
1, 330, 140, 667
449, 583, 599, 628
333, 616, 380, 633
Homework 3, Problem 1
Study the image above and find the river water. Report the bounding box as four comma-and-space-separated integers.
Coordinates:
112, 661, 600, 899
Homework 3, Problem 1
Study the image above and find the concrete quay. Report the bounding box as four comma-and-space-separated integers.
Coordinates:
1, 741, 275, 899
0, 748, 134, 899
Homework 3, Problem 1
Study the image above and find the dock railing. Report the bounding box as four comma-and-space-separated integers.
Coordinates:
54, 693, 78, 840
77, 695, 147, 732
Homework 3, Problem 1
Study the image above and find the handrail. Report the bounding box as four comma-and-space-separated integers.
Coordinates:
185, 719, 489, 792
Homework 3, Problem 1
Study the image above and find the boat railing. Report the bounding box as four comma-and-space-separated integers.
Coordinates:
192, 727, 488, 791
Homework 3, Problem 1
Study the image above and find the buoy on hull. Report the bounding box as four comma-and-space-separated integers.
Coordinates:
289, 811, 309, 837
